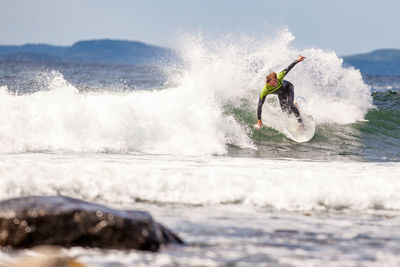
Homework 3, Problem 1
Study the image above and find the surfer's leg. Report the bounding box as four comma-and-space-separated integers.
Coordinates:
285, 81, 302, 123
277, 93, 290, 113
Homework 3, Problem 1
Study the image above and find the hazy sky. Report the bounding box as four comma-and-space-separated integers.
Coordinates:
1, 0, 399, 55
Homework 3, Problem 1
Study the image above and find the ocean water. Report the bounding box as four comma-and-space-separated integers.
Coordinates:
0, 30, 399, 266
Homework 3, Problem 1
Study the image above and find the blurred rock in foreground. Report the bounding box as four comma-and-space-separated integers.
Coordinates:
0, 196, 183, 252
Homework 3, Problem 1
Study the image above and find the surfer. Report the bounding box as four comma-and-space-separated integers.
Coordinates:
257, 55, 306, 128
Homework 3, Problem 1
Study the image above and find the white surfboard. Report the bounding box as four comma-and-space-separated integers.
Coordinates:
253, 96, 316, 143
282, 114, 316, 142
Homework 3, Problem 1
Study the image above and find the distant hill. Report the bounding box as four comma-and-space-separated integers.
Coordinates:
0, 39, 178, 65
343, 49, 400, 75
1, 41, 398, 74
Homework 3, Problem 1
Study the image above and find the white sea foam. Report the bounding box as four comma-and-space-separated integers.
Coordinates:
1, 154, 399, 211
0, 30, 372, 155
0, 72, 252, 155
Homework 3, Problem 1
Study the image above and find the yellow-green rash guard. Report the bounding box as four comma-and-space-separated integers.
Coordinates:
260, 59, 299, 99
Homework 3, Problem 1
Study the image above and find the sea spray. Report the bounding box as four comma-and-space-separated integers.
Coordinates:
174, 29, 373, 124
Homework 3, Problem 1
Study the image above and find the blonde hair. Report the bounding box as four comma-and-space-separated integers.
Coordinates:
266, 72, 277, 83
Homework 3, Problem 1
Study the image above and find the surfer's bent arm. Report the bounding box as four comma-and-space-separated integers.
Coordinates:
257, 84, 270, 124
257, 95, 267, 122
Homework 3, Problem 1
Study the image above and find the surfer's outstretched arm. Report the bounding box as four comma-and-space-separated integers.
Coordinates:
279, 56, 306, 78
257, 95, 266, 126
282, 60, 298, 75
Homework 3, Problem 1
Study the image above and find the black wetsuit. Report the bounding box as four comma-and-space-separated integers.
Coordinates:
257, 60, 302, 123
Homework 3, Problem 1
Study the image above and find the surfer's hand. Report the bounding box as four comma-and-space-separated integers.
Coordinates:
257, 120, 263, 127
297, 55, 306, 62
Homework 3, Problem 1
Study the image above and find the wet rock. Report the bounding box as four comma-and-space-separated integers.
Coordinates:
0, 196, 183, 252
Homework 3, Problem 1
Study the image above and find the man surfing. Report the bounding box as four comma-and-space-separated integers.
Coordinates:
257, 55, 306, 128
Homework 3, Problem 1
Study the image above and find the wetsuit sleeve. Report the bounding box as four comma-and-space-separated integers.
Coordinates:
257, 95, 266, 121
278, 59, 299, 80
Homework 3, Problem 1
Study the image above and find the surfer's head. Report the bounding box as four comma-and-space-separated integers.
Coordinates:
266, 72, 278, 87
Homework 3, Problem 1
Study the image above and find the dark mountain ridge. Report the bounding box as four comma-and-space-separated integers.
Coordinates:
0, 39, 177, 65
342, 49, 400, 75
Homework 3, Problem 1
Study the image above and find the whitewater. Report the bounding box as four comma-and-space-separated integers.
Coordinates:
0, 30, 400, 266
